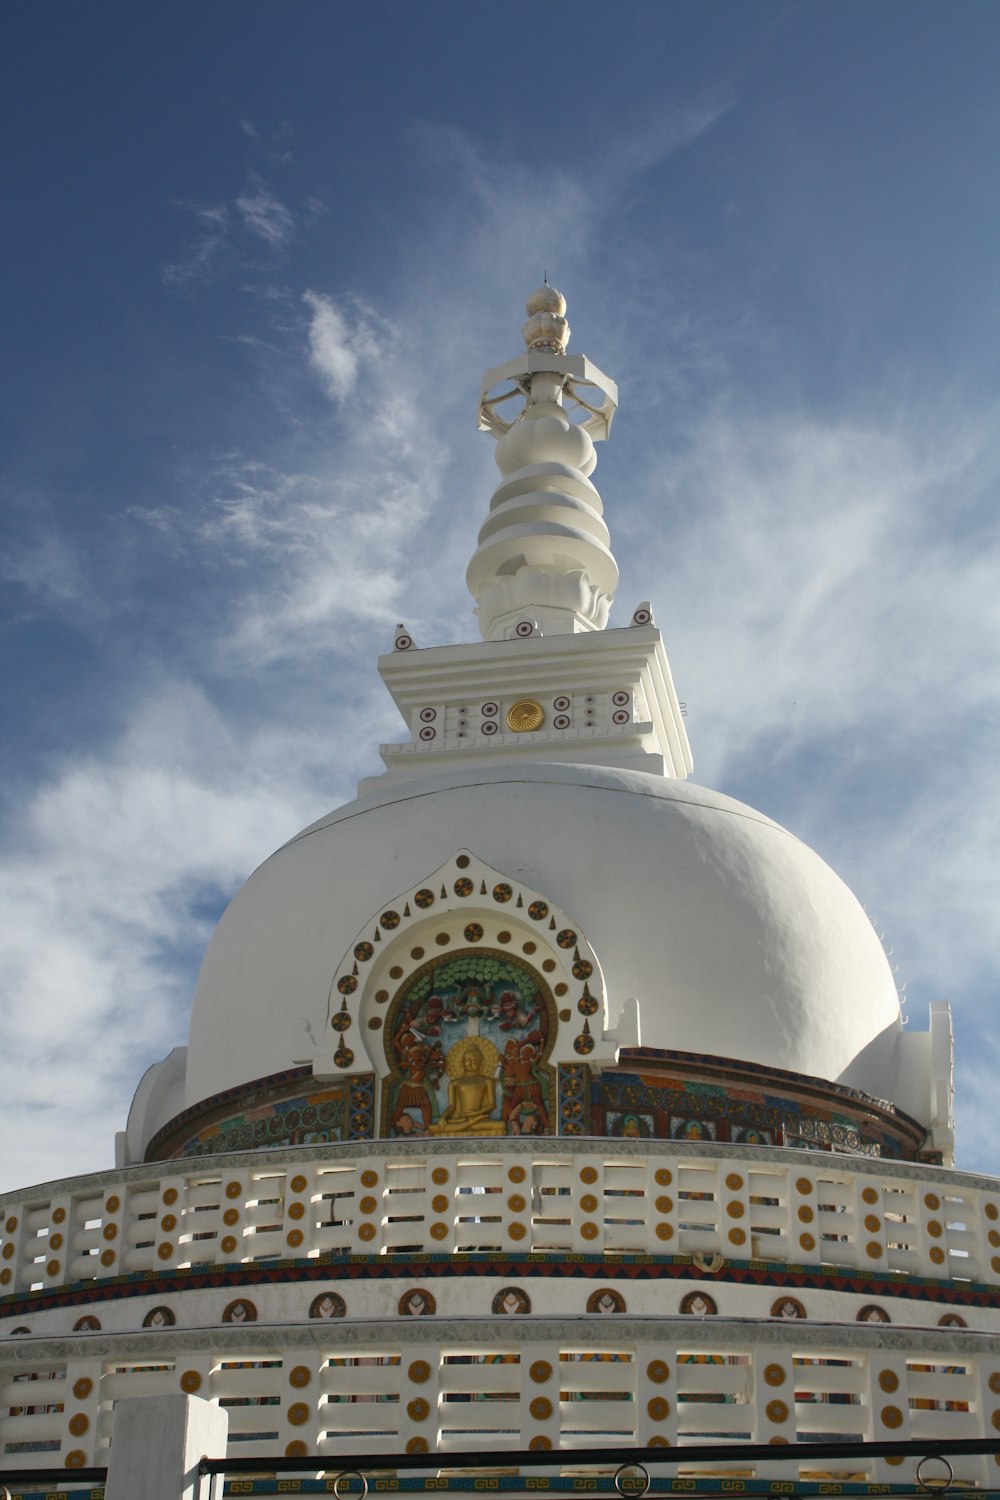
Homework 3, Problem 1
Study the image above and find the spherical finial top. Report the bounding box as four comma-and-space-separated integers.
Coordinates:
525, 284, 566, 318
522, 284, 570, 354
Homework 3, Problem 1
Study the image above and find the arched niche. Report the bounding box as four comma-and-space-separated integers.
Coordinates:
323, 849, 607, 1136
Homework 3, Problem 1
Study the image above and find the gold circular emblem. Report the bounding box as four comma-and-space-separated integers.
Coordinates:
766, 1400, 788, 1424
647, 1360, 670, 1384
764, 1364, 785, 1387
73, 1377, 94, 1400
180, 1371, 202, 1394
879, 1370, 899, 1392
409, 1360, 431, 1384
507, 699, 544, 733
530, 1396, 553, 1420
531, 1360, 553, 1383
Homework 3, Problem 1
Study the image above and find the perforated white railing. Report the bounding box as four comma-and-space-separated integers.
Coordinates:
2, 1320, 999, 1484
2, 1140, 996, 1295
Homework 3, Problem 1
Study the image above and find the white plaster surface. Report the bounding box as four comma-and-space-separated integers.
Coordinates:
105, 1392, 228, 1500
183, 762, 906, 1117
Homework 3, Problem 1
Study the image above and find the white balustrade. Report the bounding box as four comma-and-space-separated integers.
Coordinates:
2, 1142, 998, 1300
3, 1323, 999, 1481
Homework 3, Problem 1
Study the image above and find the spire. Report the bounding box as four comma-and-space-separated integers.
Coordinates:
467, 287, 620, 641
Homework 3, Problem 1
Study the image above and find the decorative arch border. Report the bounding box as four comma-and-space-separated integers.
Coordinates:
323, 850, 608, 1099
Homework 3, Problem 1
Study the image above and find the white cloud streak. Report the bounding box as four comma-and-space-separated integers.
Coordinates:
235, 184, 294, 249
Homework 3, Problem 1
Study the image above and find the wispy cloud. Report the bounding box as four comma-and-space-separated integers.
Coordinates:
303, 292, 372, 401
236, 181, 294, 249
162, 201, 231, 288
0, 681, 320, 1190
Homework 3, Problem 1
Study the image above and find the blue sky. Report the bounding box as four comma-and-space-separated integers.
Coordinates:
2, 1, 999, 1191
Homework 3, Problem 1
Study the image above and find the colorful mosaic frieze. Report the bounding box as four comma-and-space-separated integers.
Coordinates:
591, 1052, 924, 1160
382, 950, 555, 1138
150, 1073, 374, 1160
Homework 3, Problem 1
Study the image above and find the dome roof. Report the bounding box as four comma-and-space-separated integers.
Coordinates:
183, 762, 902, 1113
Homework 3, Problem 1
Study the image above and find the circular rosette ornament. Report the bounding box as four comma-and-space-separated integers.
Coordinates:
577, 990, 598, 1016
574, 1021, 595, 1056
330, 1003, 352, 1033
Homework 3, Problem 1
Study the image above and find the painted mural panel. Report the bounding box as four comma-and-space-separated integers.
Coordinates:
382, 949, 555, 1138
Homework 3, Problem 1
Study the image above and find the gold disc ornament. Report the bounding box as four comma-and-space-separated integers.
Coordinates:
506, 699, 544, 732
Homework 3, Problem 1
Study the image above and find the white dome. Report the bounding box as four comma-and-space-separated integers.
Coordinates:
183, 762, 902, 1113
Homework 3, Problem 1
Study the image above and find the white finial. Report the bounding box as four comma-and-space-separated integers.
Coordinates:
467, 288, 620, 641
522, 284, 570, 354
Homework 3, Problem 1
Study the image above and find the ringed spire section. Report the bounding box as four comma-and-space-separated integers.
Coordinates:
468, 286, 620, 641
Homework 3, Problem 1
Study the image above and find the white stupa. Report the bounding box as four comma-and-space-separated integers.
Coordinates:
3, 286, 995, 1500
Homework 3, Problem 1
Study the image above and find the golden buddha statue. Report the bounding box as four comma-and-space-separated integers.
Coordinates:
428, 1038, 505, 1136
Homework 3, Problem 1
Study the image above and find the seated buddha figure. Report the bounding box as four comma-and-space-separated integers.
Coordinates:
428, 1040, 505, 1136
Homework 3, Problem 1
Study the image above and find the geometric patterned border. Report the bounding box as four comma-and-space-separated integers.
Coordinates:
0, 1479, 989, 1499
2, 1248, 997, 1322
215, 1485, 990, 1499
